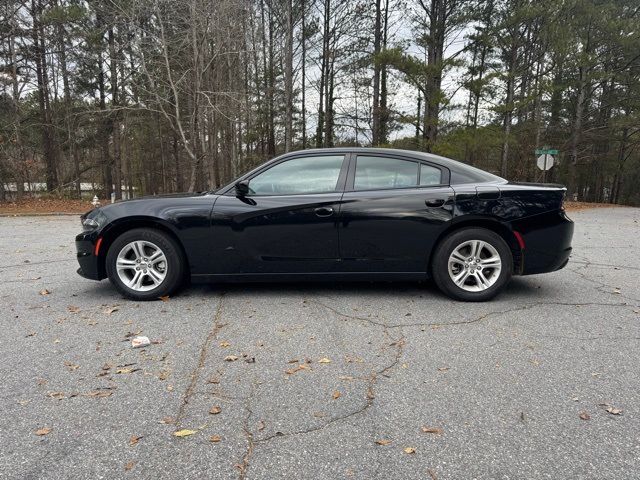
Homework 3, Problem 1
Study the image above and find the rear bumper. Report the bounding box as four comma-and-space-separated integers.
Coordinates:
511, 210, 574, 275
76, 233, 104, 280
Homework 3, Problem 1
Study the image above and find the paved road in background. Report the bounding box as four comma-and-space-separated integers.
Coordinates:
0, 207, 638, 479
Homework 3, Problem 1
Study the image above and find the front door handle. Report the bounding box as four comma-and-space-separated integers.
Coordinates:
425, 198, 446, 208
314, 207, 334, 217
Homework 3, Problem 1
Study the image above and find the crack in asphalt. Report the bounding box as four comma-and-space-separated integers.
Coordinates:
174, 292, 226, 427
568, 261, 640, 303
237, 381, 257, 480
311, 299, 636, 330
252, 330, 406, 446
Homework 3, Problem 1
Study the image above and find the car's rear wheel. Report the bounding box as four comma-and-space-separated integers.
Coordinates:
106, 228, 185, 301
432, 228, 512, 301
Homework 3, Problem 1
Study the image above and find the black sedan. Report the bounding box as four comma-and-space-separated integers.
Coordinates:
76, 148, 574, 301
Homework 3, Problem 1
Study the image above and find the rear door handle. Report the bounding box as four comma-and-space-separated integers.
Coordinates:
425, 198, 446, 208
314, 207, 334, 217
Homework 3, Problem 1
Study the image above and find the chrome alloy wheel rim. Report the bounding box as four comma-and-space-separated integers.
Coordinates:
448, 240, 502, 292
116, 241, 168, 291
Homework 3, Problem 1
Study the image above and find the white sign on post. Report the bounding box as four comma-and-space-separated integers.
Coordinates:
536, 154, 554, 171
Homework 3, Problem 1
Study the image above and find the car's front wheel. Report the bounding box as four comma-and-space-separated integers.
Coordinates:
105, 228, 185, 300
432, 228, 512, 301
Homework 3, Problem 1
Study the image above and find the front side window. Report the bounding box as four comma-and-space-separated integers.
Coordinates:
248, 155, 344, 195
354, 156, 419, 190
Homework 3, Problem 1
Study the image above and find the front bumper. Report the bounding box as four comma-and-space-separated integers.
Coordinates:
512, 210, 574, 275
76, 232, 104, 280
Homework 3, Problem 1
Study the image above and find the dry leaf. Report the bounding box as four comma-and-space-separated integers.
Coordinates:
173, 429, 197, 437
285, 363, 310, 375
375, 439, 392, 446
220, 341, 231, 348
210, 435, 222, 443
605, 406, 623, 415
437, 367, 449, 372
129, 435, 142, 446
427, 468, 438, 480
318, 357, 332, 364
209, 406, 222, 415
64, 361, 80, 371
224, 355, 239, 362
48, 392, 65, 400
158, 370, 170, 381
124, 461, 135, 471
103, 306, 119, 315
67, 305, 80, 313
159, 295, 170, 302
160, 417, 175, 424
35, 427, 52, 436
579, 411, 591, 420
39, 289, 51, 295
421, 426, 443, 435
82, 390, 113, 398
404, 447, 416, 454
116, 368, 136, 374
257, 420, 265, 431
332, 390, 341, 400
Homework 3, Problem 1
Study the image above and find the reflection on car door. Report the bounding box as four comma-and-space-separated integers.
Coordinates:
338, 154, 455, 273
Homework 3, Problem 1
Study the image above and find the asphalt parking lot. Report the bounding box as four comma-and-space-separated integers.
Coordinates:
0, 207, 638, 479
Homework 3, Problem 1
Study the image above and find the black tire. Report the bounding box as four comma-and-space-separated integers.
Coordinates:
106, 228, 186, 301
431, 228, 512, 302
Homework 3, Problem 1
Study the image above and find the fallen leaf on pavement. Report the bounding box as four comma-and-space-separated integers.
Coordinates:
285, 363, 310, 375
318, 358, 332, 364
103, 306, 119, 315
404, 447, 416, 454
210, 435, 222, 443
332, 390, 341, 400
67, 305, 80, 313
209, 406, 222, 415
129, 435, 142, 446
116, 368, 138, 374
421, 426, 443, 435
48, 392, 65, 400
427, 468, 438, 480
224, 355, 239, 362
579, 411, 591, 420
39, 289, 51, 295
437, 367, 449, 372
124, 461, 135, 471
605, 406, 623, 415
257, 420, 265, 431
220, 341, 230, 348
35, 427, 51, 436
82, 390, 113, 398
173, 429, 197, 437
375, 439, 392, 446
159, 295, 170, 302
64, 361, 80, 371
160, 417, 175, 424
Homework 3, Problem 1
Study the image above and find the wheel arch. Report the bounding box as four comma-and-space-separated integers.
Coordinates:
429, 217, 523, 275
96, 217, 190, 279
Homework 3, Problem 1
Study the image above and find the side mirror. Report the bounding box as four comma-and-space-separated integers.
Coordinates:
235, 180, 250, 197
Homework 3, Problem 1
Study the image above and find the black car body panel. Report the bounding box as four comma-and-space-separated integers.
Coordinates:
75, 148, 573, 284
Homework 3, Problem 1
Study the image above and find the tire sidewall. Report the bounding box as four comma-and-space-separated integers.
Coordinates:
432, 228, 513, 302
105, 228, 184, 300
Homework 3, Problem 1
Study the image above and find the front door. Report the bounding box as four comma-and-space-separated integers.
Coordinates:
338, 154, 455, 272
207, 154, 347, 275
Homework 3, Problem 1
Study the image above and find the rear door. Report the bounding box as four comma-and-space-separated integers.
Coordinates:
207, 153, 348, 274
338, 153, 454, 273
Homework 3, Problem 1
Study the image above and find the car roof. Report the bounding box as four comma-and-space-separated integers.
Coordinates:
282, 147, 506, 184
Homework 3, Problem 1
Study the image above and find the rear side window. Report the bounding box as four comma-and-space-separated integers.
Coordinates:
354, 156, 442, 191
248, 155, 344, 195
420, 164, 442, 186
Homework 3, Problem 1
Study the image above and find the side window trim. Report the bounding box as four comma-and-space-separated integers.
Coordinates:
243, 153, 348, 197
345, 154, 449, 192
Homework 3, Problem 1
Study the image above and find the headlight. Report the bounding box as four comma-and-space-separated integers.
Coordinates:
82, 218, 100, 231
